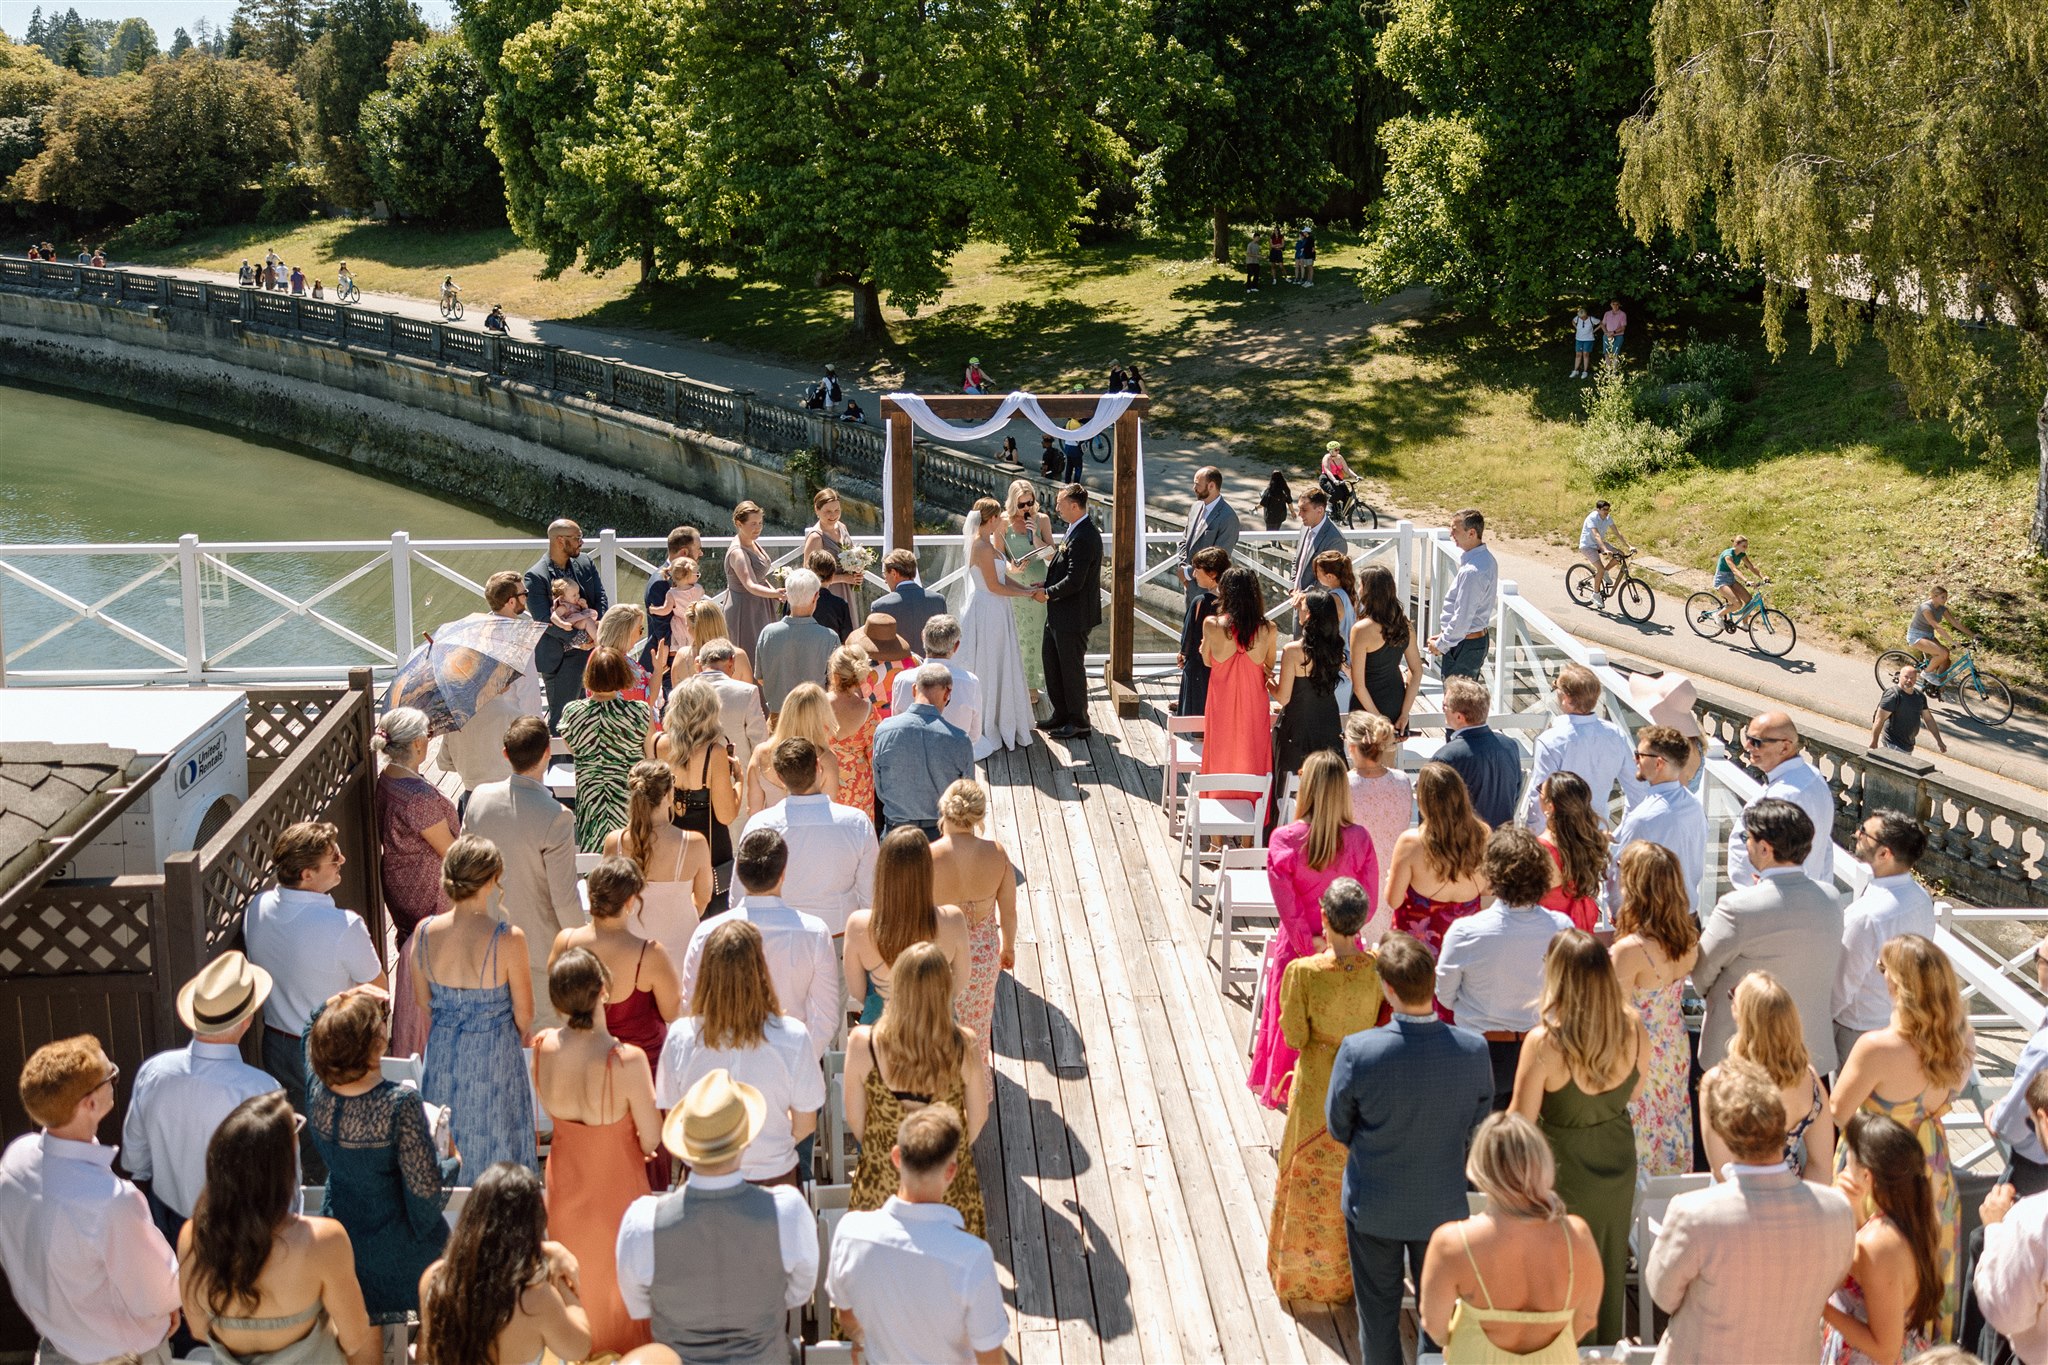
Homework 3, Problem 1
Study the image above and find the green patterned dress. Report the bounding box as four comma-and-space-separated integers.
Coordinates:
560, 696, 651, 851
1005, 525, 1050, 691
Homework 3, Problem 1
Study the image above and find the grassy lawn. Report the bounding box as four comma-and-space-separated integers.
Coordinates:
124, 218, 2045, 688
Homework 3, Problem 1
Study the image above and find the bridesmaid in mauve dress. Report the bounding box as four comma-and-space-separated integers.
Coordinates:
374, 708, 457, 1060
930, 780, 1018, 1062
531, 947, 659, 1356
803, 488, 865, 617
1197, 567, 1278, 803
724, 501, 784, 659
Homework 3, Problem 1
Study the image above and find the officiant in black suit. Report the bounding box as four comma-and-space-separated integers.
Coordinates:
1039, 482, 1103, 739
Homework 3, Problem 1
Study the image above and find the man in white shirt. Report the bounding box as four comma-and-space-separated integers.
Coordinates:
1520, 662, 1641, 834
460, 715, 584, 1029
827, 1102, 1007, 1365
679, 828, 841, 1060
434, 572, 549, 802
1607, 725, 1706, 916
890, 614, 982, 749
1427, 508, 1498, 680
1727, 710, 1837, 888
616, 1070, 818, 1358
242, 820, 386, 1180
122, 953, 283, 1239
1578, 499, 1629, 592
0, 1035, 183, 1365
698, 640, 769, 757
1832, 810, 1936, 1066
1974, 1071, 2048, 1365
740, 738, 876, 936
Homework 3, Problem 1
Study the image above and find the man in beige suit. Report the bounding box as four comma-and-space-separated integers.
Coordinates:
1693, 799, 1845, 1075
1649, 1060, 1854, 1362
697, 641, 768, 757
460, 715, 582, 1029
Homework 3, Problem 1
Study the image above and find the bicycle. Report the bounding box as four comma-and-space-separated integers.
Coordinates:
1316, 474, 1380, 530
1084, 431, 1112, 464
1566, 548, 1656, 622
1685, 579, 1797, 657
439, 288, 463, 322
1874, 639, 2014, 725
336, 278, 360, 304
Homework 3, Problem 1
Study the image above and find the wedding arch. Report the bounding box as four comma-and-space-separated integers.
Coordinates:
878, 390, 1152, 715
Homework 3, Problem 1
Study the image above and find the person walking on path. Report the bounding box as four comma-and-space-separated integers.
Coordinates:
1871, 664, 1948, 759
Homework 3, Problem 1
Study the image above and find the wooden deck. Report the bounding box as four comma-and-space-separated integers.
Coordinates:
969, 675, 1358, 1365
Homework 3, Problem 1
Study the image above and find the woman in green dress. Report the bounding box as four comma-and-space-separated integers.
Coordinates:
559, 647, 653, 851
1511, 928, 1649, 1346
1002, 478, 1055, 703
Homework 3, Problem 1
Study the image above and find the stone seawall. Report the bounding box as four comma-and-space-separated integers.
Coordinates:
0, 291, 880, 535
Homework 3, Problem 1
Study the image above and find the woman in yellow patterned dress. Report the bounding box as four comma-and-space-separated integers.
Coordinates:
826, 646, 878, 823
1829, 933, 1971, 1338
843, 942, 990, 1236
1268, 876, 1383, 1300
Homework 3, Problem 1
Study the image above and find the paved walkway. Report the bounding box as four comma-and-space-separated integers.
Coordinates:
134, 264, 2048, 799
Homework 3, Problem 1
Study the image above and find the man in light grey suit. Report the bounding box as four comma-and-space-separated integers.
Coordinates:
1693, 798, 1845, 1074
1291, 486, 1348, 592
697, 640, 768, 757
459, 714, 583, 1029
1648, 1058, 1854, 1363
1176, 466, 1241, 603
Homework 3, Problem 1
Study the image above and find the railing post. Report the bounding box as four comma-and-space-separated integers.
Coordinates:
544, 346, 558, 390
482, 334, 502, 374
177, 534, 206, 683
1492, 580, 1517, 704
239, 287, 255, 325
1395, 520, 1414, 623
664, 375, 680, 424
432, 323, 446, 362
602, 360, 618, 405
390, 532, 414, 658
597, 529, 620, 607
382, 314, 395, 350
156, 276, 172, 308
0, 563, 9, 688
196, 280, 210, 311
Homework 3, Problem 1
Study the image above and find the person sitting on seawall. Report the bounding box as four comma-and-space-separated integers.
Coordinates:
484, 305, 510, 335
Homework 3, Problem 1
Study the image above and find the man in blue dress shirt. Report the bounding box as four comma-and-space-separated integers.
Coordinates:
870, 664, 973, 838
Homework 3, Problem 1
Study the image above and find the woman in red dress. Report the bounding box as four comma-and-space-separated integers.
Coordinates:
1198, 567, 1278, 802
1535, 771, 1607, 931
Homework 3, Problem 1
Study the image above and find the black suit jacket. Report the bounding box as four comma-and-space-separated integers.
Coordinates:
1043, 514, 1103, 634
524, 553, 607, 675
1437, 724, 1521, 828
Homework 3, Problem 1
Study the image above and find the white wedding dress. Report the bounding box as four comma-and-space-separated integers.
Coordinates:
957, 511, 1035, 760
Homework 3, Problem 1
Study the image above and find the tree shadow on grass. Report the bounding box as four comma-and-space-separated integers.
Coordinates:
321, 222, 522, 271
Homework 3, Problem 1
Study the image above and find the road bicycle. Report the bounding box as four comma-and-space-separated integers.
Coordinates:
1083, 431, 1112, 464
1685, 579, 1797, 657
439, 288, 464, 322
1565, 548, 1656, 622
1874, 639, 2014, 725
336, 277, 361, 304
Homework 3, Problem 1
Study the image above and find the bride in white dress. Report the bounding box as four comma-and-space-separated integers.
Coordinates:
958, 497, 1039, 759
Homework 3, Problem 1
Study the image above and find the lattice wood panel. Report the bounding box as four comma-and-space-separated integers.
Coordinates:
0, 884, 158, 976
246, 689, 346, 772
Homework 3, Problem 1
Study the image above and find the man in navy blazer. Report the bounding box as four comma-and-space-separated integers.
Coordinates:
1327, 931, 1494, 1365
1435, 677, 1522, 827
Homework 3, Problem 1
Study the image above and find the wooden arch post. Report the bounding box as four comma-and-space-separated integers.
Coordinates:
877, 393, 1149, 717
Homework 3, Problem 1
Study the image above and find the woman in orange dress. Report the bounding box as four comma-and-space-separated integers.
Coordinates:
529, 947, 659, 1355
1198, 566, 1278, 802
828, 645, 879, 823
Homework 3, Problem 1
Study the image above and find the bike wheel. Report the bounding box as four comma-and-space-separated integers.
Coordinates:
1566, 564, 1601, 610
1617, 576, 1655, 622
451, 298, 464, 321
1088, 436, 1110, 464
1749, 607, 1797, 657
1874, 650, 1919, 690
1685, 591, 1725, 640
1959, 671, 2015, 725
1355, 502, 1378, 530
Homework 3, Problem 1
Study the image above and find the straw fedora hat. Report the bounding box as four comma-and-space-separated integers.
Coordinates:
849, 613, 915, 665
177, 950, 273, 1035
662, 1068, 767, 1166
1625, 671, 1703, 740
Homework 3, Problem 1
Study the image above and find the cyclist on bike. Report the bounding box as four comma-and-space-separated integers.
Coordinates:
336, 262, 355, 296
1318, 441, 1358, 511
1579, 499, 1632, 593
1712, 534, 1766, 632
441, 275, 460, 310
1904, 585, 1955, 674
483, 304, 510, 335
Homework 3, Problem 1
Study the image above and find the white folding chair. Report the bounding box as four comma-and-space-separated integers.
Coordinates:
378, 1055, 423, 1087
1210, 847, 1278, 996
442, 1184, 472, 1229
1631, 1172, 1712, 1342
575, 851, 602, 875
1178, 773, 1270, 909
1162, 715, 1205, 833
1273, 770, 1303, 827
811, 1184, 852, 1336
818, 1051, 849, 1185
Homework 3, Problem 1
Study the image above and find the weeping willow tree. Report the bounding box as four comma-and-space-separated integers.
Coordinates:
1618, 0, 2048, 549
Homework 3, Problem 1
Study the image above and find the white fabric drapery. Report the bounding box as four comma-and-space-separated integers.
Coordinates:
880, 390, 1143, 549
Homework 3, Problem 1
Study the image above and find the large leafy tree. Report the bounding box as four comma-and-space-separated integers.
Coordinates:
1619, 0, 2048, 549
359, 35, 500, 224
296, 0, 426, 208
1361, 0, 1731, 316
104, 18, 157, 75
1143, 0, 1355, 261
231, 0, 312, 72
0, 38, 72, 185
8, 52, 301, 220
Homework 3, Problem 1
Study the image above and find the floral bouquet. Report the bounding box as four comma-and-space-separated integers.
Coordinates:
837, 544, 876, 578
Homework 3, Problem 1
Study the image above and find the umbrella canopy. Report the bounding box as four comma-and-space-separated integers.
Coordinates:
383, 612, 547, 735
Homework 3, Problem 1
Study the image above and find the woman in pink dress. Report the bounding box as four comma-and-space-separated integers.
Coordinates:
1249, 751, 1378, 1109
1342, 711, 1413, 927
1534, 771, 1607, 932
374, 707, 458, 1058
1198, 566, 1278, 802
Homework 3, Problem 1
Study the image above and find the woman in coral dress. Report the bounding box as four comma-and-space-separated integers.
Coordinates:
1268, 880, 1383, 1300
1249, 752, 1378, 1109
530, 947, 659, 1356
1610, 841, 1699, 1175
827, 646, 879, 823
1198, 566, 1278, 802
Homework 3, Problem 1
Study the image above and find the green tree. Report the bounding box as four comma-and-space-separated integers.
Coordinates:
105, 17, 157, 75
359, 35, 500, 223
23, 9, 48, 50
57, 35, 90, 75
296, 0, 426, 208
231, 0, 311, 71
0, 38, 73, 184
1360, 0, 1729, 317
8, 52, 302, 220
1143, 0, 1355, 261
168, 27, 193, 57
1618, 0, 2048, 549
